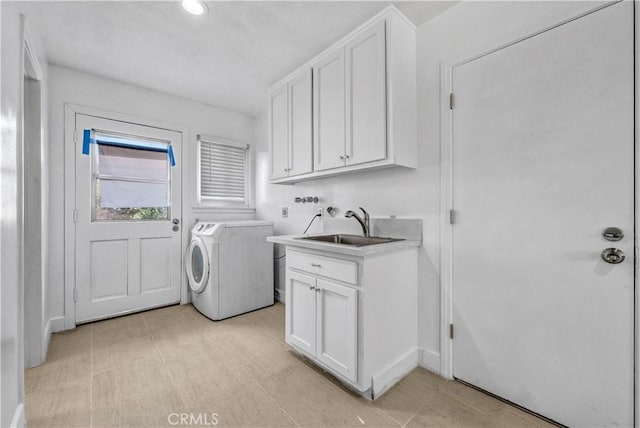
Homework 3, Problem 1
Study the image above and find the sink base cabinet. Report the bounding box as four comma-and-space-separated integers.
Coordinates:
284, 247, 418, 399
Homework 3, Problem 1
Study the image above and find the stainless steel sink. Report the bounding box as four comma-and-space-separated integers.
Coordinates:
295, 234, 404, 247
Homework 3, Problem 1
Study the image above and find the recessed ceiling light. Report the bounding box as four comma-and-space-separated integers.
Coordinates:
181, 0, 207, 16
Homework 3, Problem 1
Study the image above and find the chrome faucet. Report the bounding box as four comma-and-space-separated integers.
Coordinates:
345, 207, 370, 237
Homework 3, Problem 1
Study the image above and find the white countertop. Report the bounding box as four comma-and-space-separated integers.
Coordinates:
267, 234, 421, 257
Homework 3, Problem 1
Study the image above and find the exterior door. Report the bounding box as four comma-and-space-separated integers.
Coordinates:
451, 3, 634, 427
74, 114, 182, 323
285, 270, 316, 356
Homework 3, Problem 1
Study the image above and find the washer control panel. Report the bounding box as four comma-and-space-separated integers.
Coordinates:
192, 222, 218, 235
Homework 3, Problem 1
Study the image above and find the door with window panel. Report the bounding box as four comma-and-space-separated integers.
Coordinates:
74, 114, 182, 323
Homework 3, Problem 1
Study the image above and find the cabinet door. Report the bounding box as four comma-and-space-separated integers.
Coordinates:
316, 279, 358, 382
269, 83, 289, 179
345, 19, 387, 166
313, 48, 346, 171
288, 69, 313, 177
286, 270, 317, 356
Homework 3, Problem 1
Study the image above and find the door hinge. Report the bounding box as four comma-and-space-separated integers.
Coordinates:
449, 323, 454, 339
73, 130, 78, 144
449, 93, 455, 109
73, 288, 78, 303
73, 209, 78, 223
449, 209, 456, 225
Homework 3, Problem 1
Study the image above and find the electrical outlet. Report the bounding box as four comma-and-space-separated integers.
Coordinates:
281, 207, 288, 218
317, 207, 324, 219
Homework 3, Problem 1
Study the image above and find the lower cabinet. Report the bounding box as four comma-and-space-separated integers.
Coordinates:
286, 270, 358, 382
283, 246, 418, 398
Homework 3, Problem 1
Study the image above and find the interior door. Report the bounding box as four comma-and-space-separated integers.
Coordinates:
74, 114, 182, 323
451, 3, 634, 426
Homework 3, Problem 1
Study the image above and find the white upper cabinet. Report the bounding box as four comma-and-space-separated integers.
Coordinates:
268, 69, 313, 179
313, 48, 346, 172
268, 83, 289, 180
345, 19, 387, 167
268, 6, 416, 183
288, 69, 313, 177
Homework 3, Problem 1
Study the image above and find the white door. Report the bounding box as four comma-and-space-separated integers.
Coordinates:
345, 19, 386, 167
74, 114, 182, 323
285, 270, 317, 356
313, 48, 346, 171
451, 3, 634, 427
269, 83, 289, 180
316, 278, 357, 382
288, 68, 313, 177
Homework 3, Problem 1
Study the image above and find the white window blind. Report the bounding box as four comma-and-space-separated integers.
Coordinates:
97, 145, 169, 209
199, 138, 250, 204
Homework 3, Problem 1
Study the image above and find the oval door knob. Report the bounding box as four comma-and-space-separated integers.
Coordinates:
603, 227, 623, 242
172, 218, 180, 225
601, 248, 625, 264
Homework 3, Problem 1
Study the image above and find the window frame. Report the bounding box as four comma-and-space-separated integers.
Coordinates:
196, 134, 254, 210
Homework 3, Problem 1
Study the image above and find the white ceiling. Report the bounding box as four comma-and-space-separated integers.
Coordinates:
12, 1, 456, 116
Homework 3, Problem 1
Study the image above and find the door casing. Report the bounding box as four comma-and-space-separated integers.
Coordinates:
63, 104, 189, 329
438, 0, 638, 423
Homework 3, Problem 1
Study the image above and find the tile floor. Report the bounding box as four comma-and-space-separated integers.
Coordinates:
25, 303, 554, 427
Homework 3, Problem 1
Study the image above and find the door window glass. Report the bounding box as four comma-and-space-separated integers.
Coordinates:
92, 132, 171, 221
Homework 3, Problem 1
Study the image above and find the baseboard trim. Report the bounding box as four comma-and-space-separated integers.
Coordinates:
275, 288, 285, 304
10, 403, 25, 428
371, 347, 419, 399
49, 316, 66, 333
419, 348, 441, 374
43, 315, 66, 361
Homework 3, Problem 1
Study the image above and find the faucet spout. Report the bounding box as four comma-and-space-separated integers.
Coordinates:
345, 207, 370, 237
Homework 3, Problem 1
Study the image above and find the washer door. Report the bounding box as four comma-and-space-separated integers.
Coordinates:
185, 237, 209, 293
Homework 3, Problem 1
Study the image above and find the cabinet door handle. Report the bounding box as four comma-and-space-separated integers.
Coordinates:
309, 286, 316, 290
345, 155, 350, 160
310, 263, 322, 268
339, 155, 345, 160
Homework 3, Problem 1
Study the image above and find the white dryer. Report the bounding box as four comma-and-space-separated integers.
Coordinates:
185, 221, 274, 320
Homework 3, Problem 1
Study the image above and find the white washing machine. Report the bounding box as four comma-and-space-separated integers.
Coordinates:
185, 221, 274, 320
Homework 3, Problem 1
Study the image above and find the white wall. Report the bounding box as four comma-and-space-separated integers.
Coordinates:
1, 6, 25, 425
1, 4, 49, 426
47, 66, 255, 323
254, 0, 610, 373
